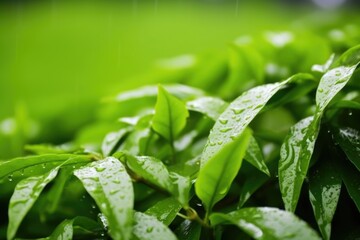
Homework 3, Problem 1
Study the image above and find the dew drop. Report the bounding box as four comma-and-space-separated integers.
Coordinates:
335, 71, 341, 76
219, 118, 228, 124
220, 128, 232, 133
217, 141, 223, 145
8, 175, 13, 182
96, 166, 106, 172
231, 108, 244, 114
42, 163, 47, 169
318, 88, 324, 93
146, 227, 154, 233
209, 141, 216, 146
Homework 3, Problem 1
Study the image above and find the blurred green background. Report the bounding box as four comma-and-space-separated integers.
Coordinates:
0, 0, 359, 159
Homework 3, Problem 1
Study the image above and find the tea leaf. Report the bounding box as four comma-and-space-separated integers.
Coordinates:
278, 116, 319, 212
7, 167, 60, 240
309, 160, 341, 240
201, 81, 287, 167
316, 64, 359, 112
186, 96, 228, 120
145, 197, 182, 226
102, 128, 131, 156
334, 127, 360, 171
195, 129, 251, 215
132, 212, 177, 240
174, 220, 201, 240
210, 207, 320, 240
0, 154, 92, 179
74, 157, 133, 240
152, 85, 189, 143
49, 219, 73, 240
244, 136, 270, 176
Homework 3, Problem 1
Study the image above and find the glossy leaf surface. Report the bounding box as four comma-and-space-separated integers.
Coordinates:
145, 197, 182, 226
210, 207, 320, 240
0, 154, 91, 179
49, 219, 73, 240
201, 81, 287, 167
152, 85, 189, 142
309, 160, 341, 240
102, 128, 131, 156
244, 136, 270, 176
74, 157, 133, 240
7, 167, 60, 240
195, 129, 251, 213
316, 64, 359, 112
132, 212, 177, 240
186, 96, 228, 120
119, 152, 173, 192
278, 116, 319, 212
334, 127, 360, 171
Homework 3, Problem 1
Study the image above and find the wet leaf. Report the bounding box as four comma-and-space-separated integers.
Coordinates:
102, 128, 131, 156
309, 160, 341, 240
316, 64, 359, 112
201, 81, 287, 167
118, 152, 173, 192
339, 158, 360, 212
7, 167, 60, 240
244, 136, 270, 176
0, 154, 92, 180
145, 197, 182, 226
49, 219, 73, 240
169, 172, 192, 207
334, 127, 360, 171
210, 207, 321, 240
152, 85, 189, 142
174, 220, 201, 240
195, 129, 251, 214
114, 84, 204, 102
132, 212, 177, 240
186, 96, 228, 120
278, 116, 319, 212
74, 157, 133, 240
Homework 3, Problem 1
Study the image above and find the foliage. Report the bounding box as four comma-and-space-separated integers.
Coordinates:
1, 24, 360, 240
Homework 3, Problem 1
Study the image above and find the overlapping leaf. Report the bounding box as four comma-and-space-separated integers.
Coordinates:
132, 212, 177, 240
152, 85, 189, 143
309, 160, 341, 240
74, 157, 133, 240
278, 116, 319, 212
195, 129, 251, 214
7, 167, 60, 240
210, 207, 321, 240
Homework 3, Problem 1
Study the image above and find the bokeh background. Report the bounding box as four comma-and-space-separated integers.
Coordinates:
0, 0, 359, 159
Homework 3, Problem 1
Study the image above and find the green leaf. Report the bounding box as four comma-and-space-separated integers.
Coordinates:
169, 172, 192, 208
114, 84, 204, 102
102, 128, 131, 156
244, 136, 270, 176
49, 219, 73, 240
201, 81, 287, 167
0, 154, 92, 179
238, 164, 271, 208
145, 197, 182, 226
332, 44, 360, 67
195, 129, 251, 214
210, 207, 321, 240
7, 167, 60, 240
316, 64, 359, 112
41, 167, 73, 215
278, 116, 319, 212
339, 158, 360, 212
309, 159, 341, 240
334, 127, 360, 171
152, 85, 189, 142
132, 212, 177, 240
174, 220, 201, 240
186, 96, 228, 121
74, 157, 134, 240
118, 152, 173, 192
